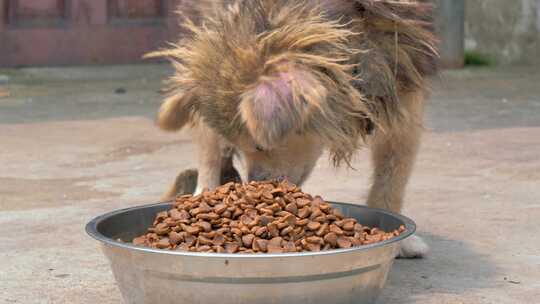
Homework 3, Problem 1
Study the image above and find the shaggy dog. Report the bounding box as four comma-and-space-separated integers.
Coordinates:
148, 0, 438, 258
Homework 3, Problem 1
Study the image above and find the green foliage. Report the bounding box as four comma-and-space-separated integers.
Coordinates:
464, 51, 494, 67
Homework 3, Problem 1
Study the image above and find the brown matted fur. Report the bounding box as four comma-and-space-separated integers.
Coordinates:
148, 0, 439, 258
147, 0, 438, 166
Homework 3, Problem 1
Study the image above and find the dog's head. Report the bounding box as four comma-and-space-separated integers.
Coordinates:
148, 0, 436, 183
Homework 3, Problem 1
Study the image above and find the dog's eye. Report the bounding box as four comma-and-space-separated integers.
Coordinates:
255, 145, 265, 152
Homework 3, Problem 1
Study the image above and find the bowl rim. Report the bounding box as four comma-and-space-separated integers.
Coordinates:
86, 201, 416, 259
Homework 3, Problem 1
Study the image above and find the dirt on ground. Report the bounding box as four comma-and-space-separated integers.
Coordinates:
0, 65, 539, 303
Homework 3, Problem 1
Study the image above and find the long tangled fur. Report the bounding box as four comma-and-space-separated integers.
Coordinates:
147, 0, 438, 165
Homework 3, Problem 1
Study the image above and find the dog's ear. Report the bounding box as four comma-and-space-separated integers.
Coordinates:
157, 87, 198, 131
239, 70, 327, 149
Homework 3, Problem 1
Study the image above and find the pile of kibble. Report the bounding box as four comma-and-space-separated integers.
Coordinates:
132, 180, 404, 253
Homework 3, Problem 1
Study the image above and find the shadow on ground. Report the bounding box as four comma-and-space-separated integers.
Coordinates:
380, 232, 499, 303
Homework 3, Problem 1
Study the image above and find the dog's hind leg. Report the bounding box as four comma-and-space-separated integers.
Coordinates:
367, 89, 428, 258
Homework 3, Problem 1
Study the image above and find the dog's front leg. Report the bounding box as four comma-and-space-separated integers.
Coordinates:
193, 123, 224, 195
367, 89, 429, 258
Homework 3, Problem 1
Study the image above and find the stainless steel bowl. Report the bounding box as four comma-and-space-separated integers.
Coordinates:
86, 202, 415, 304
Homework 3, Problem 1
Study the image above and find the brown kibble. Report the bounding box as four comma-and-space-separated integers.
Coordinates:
135, 181, 402, 253
329, 224, 344, 235
169, 231, 184, 245
216, 227, 230, 235
156, 238, 171, 249
351, 238, 363, 246
259, 215, 274, 226
343, 230, 355, 236
213, 234, 226, 246
267, 222, 280, 237
296, 218, 309, 226
285, 202, 298, 215
276, 221, 288, 230
242, 234, 255, 247
306, 236, 324, 245
214, 204, 228, 214
176, 243, 191, 251
319, 203, 331, 213
267, 245, 284, 254
260, 208, 274, 216
233, 208, 243, 218
325, 214, 337, 221
133, 236, 147, 246
262, 191, 273, 200
268, 237, 283, 247
181, 224, 201, 234
296, 198, 311, 208
254, 238, 268, 252
284, 241, 297, 252
311, 196, 324, 208
197, 212, 220, 221
315, 223, 329, 237
255, 226, 267, 236
194, 221, 212, 232
282, 214, 296, 226
198, 245, 212, 252
156, 211, 168, 222
306, 221, 321, 231
313, 216, 327, 223
292, 192, 304, 198
337, 236, 352, 249
169, 209, 184, 221
342, 220, 356, 231
269, 203, 281, 212
245, 209, 258, 218
324, 232, 338, 247
276, 210, 293, 218
155, 223, 170, 235
240, 215, 254, 226
297, 207, 311, 219
231, 227, 243, 236
198, 235, 214, 246
225, 242, 240, 253
332, 209, 344, 219
184, 235, 196, 246
280, 226, 294, 236
199, 202, 212, 213
240, 226, 251, 234
270, 188, 285, 196
309, 208, 323, 220
306, 243, 321, 252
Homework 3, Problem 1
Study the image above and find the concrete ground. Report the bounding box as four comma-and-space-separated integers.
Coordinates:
0, 64, 539, 304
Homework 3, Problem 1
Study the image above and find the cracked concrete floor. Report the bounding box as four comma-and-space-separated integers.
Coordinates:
0, 65, 539, 303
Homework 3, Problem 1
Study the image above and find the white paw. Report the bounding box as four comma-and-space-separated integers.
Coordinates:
194, 186, 204, 196
398, 235, 429, 259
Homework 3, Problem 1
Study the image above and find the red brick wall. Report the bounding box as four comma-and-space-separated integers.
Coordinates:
0, 0, 183, 67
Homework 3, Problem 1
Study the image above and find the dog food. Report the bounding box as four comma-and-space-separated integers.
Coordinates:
132, 180, 405, 253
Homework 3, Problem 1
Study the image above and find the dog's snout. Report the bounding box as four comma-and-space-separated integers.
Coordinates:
248, 169, 270, 182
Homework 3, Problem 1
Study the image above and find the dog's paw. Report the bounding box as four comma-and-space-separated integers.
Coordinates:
397, 235, 429, 259
161, 169, 198, 201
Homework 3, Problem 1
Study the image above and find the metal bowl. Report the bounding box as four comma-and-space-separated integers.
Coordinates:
86, 202, 415, 304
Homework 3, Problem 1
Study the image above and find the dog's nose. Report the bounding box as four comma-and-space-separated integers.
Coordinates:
276, 175, 290, 182
248, 169, 270, 182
